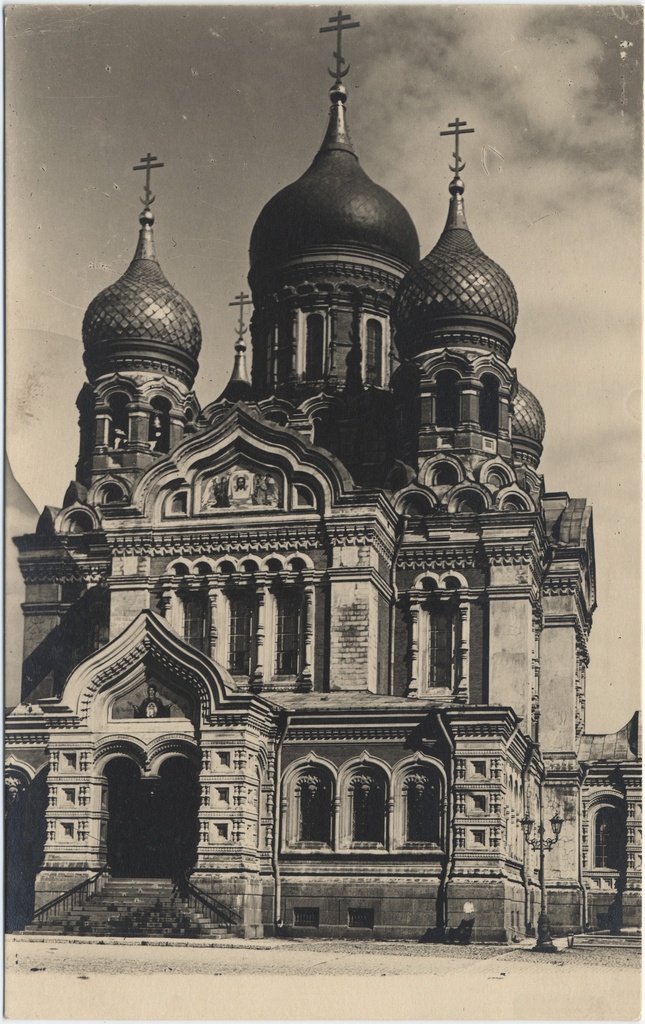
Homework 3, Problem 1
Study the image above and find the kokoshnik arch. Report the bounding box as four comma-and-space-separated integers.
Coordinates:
6, 11, 641, 940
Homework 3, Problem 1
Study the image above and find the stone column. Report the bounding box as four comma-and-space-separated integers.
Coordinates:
407, 599, 420, 696
208, 586, 219, 661
252, 583, 267, 688
126, 400, 152, 453
456, 599, 470, 702
168, 411, 184, 450
93, 404, 111, 452
299, 584, 315, 691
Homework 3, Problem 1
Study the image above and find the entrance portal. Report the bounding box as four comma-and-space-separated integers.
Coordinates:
105, 756, 200, 878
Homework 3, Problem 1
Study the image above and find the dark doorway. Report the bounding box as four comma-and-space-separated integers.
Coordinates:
105, 756, 199, 878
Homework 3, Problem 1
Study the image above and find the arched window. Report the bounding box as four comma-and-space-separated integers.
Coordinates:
181, 591, 209, 654
433, 463, 459, 487
149, 397, 171, 453
305, 314, 325, 380
101, 483, 125, 504
595, 806, 623, 870
479, 375, 499, 434
428, 605, 454, 688
297, 770, 332, 844
405, 770, 440, 844
277, 320, 292, 385
364, 319, 383, 385
276, 589, 302, 675
350, 771, 386, 844
435, 371, 460, 428
228, 592, 255, 675
108, 393, 129, 449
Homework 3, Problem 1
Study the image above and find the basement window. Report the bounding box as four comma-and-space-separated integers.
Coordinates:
348, 908, 374, 929
294, 907, 319, 928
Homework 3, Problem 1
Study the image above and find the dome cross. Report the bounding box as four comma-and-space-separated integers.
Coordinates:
133, 152, 165, 208
319, 9, 360, 85
229, 291, 253, 343
440, 118, 475, 177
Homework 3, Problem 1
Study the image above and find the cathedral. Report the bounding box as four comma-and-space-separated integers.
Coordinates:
6, 14, 641, 942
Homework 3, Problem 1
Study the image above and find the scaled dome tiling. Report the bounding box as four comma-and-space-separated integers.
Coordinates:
513, 382, 545, 444
83, 223, 202, 360
249, 94, 419, 274
395, 229, 518, 332
393, 179, 518, 357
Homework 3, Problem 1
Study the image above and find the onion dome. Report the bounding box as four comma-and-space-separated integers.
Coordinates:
394, 173, 518, 362
249, 83, 419, 285
82, 207, 201, 386
512, 382, 545, 468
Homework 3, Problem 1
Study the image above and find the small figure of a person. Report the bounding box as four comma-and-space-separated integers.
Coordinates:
131, 684, 170, 719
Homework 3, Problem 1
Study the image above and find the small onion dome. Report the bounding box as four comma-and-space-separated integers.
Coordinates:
219, 336, 253, 404
82, 208, 201, 386
394, 176, 518, 361
249, 84, 419, 285
512, 382, 545, 468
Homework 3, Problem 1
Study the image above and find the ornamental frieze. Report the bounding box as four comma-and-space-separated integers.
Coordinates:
397, 549, 476, 571
286, 726, 412, 742
110, 526, 323, 558
20, 563, 109, 586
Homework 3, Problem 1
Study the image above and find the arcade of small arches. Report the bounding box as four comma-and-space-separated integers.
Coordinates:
77, 376, 199, 469
281, 756, 445, 853
267, 308, 390, 389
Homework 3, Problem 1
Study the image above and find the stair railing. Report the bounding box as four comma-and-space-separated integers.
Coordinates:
175, 872, 240, 933
29, 864, 111, 925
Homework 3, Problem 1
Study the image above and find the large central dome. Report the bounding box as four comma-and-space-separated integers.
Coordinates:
249, 85, 419, 277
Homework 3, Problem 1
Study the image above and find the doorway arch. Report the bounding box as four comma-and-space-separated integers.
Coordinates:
104, 755, 200, 878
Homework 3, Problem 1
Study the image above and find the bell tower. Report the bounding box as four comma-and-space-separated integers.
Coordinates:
76, 155, 202, 495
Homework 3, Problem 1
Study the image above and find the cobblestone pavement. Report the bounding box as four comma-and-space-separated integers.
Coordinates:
6, 937, 641, 1020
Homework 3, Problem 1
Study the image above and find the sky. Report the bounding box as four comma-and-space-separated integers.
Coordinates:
5, 4, 642, 731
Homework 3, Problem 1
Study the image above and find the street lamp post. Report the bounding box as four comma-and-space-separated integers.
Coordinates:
520, 808, 564, 952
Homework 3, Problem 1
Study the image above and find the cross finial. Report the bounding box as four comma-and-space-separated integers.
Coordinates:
320, 9, 360, 85
229, 291, 253, 345
133, 152, 165, 207
439, 118, 475, 177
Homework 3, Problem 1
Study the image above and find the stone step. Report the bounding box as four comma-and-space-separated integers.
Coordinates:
24, 876, 231, 938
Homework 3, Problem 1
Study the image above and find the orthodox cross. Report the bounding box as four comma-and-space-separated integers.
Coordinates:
319, 9, 360, 84
133, 152, 165, 207
229, 291, 253, 341
439, 118, 475, 176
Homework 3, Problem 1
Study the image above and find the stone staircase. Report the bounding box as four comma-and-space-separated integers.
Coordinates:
23, 878, 230, 938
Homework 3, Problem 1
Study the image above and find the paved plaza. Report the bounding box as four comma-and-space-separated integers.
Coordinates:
6, 935, 641, 1020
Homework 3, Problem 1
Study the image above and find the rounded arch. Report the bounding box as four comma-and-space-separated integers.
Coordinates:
419, 456, 465, 490
391, 754, 446, 850
56, 505, 101, 535
167, 557, 193, 576
496, 486, 534, 512
94, 737, 147, 775
260, 554, 287, 572
281, 753, 338, 850
193, 558, 217, 576
338, 755, 390, 849
412, 571, 441, 592
147, 735, 200, 775
446, 484, 491, 515
287, 552, 314, 571
395, 487, 436, 517
438, 570, 468, 590
477, 458, 514, 489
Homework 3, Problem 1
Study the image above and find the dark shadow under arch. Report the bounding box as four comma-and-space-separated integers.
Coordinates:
105, 755, 199, 878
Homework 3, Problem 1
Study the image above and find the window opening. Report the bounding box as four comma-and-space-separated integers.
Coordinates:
305, 314, 325, 380
595, 806, 623, 870
276, 591, 302, 675
182, 591, 209, 654
351, 773, 385, 844
228, 593, 255, 674
298, 772, 332, 844
429, 605, 453, 687
364, 319, 383, 385
435, 371, 460, 428
479, 375, 500, 434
